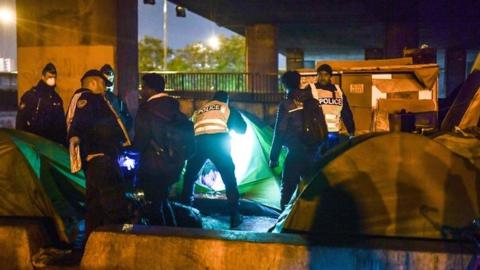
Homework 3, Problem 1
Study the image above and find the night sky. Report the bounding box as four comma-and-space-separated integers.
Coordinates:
0, 0, 238, 66
0, 1, 288, 71
139, 1, 236, 48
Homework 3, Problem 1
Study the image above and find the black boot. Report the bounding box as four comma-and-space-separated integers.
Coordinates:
180, 196, 194, 207
230, 210, 243, 229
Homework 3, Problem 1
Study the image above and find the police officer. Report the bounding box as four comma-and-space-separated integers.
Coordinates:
304, 64, 355, 151
67, 69, 132, 240
100, 64, 133, 132
269, 71, 328, 210
134, 73, 194, 226
16, 63, 67, 146
182, 91, 246, 228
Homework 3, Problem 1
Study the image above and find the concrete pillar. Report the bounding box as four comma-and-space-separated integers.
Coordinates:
445, 48, 466, 97
16, 0, 138, 113
116, 0, 139, 116
384, 21, 418, 59
286, 48, 304, 70
245, 24, 278, 92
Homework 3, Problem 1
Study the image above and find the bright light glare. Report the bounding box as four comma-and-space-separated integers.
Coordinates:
207, 35, 221, 50
195, 115, 255, 191
197, 119, 255, 191
230, 122, 255, 181
0, 7, 15, 25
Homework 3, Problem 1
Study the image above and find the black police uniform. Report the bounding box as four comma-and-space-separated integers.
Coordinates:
270, 89, 322, 210
181, 105, 246, 217
16, 80, 67, 146
67, 88, 130, 239
134, 92, 193, 226
105, 91, 133, 132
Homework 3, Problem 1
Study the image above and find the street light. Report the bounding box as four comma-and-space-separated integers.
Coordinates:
163, 0, 168, 70
0, 7, 15, 25
207, 35, 221, 50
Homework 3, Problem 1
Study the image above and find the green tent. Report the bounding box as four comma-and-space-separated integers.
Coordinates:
172, 114, 285, 209
0, 129, 85, 243
274, 132, 480, 239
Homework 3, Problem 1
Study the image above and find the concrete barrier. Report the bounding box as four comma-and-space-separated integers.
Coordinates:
82, 225, 476, 270
0, 218, 53, 270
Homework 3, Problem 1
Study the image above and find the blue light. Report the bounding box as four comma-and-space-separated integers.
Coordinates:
118, 150, 140, 171
121, 156, 136, 171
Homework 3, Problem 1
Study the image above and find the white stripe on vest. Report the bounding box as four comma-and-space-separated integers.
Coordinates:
310, 83, 344, 132
194, 100, 230, 135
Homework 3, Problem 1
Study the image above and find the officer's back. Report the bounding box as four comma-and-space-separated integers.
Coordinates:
193, 91, 246, 145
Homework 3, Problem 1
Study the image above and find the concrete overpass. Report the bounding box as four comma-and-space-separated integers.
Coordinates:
170, 0, 480, 96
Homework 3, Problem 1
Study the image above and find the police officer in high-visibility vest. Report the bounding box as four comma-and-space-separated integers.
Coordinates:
304, 64, 355, 151
182, 91, 246, 228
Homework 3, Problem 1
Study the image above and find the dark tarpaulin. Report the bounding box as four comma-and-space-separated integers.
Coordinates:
441, 70, 480, 131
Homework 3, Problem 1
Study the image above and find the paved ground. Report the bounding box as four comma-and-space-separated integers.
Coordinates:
41, 198, 279, 269
202, 214, 277, 232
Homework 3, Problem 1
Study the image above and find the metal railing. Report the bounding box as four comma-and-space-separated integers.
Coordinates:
140, 72, 285, 102
0, 72, 17, 91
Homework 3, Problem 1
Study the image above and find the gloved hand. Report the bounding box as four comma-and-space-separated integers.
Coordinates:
69, 136, 82, 173
119, 155, 136, 171
269, 160, 279, 168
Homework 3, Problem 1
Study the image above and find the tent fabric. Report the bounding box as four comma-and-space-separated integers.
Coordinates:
372, 78, 424, 93
441, 71, 480, 131
434, 133, 480, 170
458, 87, 480, 129
274, 133, 480, 239
172, 114, 285, 209
307, 60, 439, 90
0, 129, 85, 243
413, 66, 439, 90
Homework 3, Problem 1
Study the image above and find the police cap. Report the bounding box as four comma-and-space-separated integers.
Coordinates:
100, 64, 114, 76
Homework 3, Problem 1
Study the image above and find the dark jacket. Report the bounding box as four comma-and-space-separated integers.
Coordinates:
105, 91, 133, 132
227, 107, 247, 134
16, 80, 67, 145
134, 93, 194, 177
270, 89, 313, 163
67, 88, 127, 163
304, 82, 356, 135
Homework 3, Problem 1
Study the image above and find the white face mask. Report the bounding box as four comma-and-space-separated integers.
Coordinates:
46, 78, 56, 87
